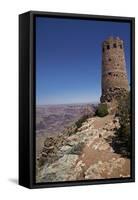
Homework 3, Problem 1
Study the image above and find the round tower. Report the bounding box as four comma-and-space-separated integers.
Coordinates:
100, 36, 129, 103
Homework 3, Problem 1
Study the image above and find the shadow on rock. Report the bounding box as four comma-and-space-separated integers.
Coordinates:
106, 128, 131, 159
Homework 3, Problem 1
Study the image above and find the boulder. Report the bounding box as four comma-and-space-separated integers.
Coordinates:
60, 145, 72, 154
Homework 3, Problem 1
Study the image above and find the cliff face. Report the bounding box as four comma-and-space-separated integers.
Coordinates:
36, 115, 130, 183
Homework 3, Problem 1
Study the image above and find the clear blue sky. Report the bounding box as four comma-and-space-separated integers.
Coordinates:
36, 17, 130, 105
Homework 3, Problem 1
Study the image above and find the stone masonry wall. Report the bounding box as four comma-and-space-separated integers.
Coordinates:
101, 37, 129, 103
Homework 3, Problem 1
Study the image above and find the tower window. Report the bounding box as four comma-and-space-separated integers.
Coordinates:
120, 44, 123, 49
109, 58, 112, 61
102, 47, 104, 52
113, 43, 117, 48
107, 45, 110, 50
108, 72, 111, 75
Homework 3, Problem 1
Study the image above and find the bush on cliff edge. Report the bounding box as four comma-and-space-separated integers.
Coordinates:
95, 103, 109, 117
115, 92, 131, 156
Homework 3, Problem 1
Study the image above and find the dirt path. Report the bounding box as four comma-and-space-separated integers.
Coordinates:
78, 115, 130, 179
92, 115, 114, 129
79, 142, 130, 178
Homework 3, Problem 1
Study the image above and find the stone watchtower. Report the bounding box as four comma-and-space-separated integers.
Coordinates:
100, 36, 129, 104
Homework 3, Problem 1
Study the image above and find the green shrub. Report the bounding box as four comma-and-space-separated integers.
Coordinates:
116, 92, 131, 155
95, 103, 109, 117
65, 124, 77, 136
75, 114, 90, 129
65, 113, 93, 136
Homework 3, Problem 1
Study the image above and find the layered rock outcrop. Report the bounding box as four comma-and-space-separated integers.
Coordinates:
36, 115, 130, 183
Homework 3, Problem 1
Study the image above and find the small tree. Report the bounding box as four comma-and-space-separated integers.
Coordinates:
116, 92, 131, 155
95, 103, 109, 117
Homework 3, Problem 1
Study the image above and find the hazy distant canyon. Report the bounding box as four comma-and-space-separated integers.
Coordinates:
36, 103, 96, 155
36, 103, 97, 135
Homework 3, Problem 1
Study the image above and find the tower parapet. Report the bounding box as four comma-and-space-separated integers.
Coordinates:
101, 37, 129, 103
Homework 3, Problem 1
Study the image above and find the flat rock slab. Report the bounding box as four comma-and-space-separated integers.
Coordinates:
40, 154, 79, 182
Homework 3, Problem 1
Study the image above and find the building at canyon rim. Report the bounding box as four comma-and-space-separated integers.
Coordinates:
100, 37, 129, 106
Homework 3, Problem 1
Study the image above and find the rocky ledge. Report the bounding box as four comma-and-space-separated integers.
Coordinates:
36, 115, 130, 183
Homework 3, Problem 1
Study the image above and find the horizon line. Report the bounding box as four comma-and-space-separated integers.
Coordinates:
36, 101, 100, 106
